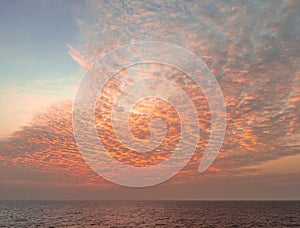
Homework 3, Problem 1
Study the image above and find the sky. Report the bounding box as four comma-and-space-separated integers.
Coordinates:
0, 0, 299, 200
0, 0, 84, 137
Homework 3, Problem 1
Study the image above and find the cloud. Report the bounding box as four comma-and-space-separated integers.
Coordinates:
0, 0, 299, 198
68, 45, 92, 70
0, 101, 107, 187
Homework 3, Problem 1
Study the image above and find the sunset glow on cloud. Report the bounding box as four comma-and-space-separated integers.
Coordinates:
0, 0, 299, 199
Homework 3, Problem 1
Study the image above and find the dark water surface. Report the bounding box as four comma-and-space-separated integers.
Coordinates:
0, 201, 299, 227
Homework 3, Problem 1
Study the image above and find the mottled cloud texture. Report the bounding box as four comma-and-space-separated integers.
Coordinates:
0, 0, 299, 199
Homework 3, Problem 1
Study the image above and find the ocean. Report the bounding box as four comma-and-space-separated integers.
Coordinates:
0, 201, 299, 227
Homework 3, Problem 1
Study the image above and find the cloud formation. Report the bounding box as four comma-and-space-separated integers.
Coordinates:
1, 0, 299, 198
